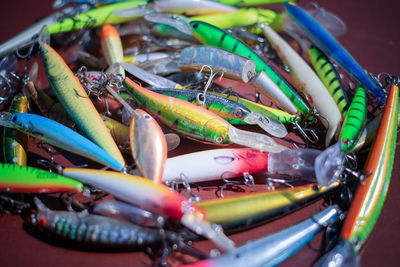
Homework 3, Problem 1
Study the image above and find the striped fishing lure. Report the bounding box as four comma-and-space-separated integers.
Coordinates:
189, 20, 311, 117
308, 46, 349, 116
339, 85, 367, 153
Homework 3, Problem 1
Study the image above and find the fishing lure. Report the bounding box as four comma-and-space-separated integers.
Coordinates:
61, 167, 236, 251
262, 23, 342, 146
284, 2, 385, 102
129, 109, 167, 184
0, 112, 124, 171
31, 197, 170, 249
120, 62, 184, 89
190, 8, 284, 34
100, 24, 125, 76
3, 94, 28, 166
0, 164, 83, 193
41, 43, 125, 168
185, 205, 340, 267
338, 85, 367, 153
151, 46, 257, 83
189, 20, 311, 117
195, 181, 340, 233
150, 88, 287, 138
308, 46, 349, 116
123, 77, 288, 153
213, 0, 290, 6
315, 84, 399, 266
46, 1, 147, 35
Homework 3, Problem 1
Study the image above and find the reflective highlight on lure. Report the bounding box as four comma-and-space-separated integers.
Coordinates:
100, 24, 125, 76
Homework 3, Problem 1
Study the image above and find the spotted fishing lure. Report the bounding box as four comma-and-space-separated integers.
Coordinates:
31, 197, 169, 249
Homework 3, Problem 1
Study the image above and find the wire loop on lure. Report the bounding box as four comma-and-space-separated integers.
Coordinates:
34, 141, 60, 167
197, 65, 224, 105
265, 177, 296, 191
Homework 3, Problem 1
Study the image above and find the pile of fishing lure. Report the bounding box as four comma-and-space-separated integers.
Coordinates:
0, 0, 398, 266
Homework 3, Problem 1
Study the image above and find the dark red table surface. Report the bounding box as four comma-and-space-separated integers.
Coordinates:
0, 0, 400, 266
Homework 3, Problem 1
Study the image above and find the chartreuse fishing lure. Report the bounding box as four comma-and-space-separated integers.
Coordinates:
61, 167, 235, 252
284, 2, 385, 103
46, 1, 147, 35
3, 94, 28, 166
0, 164, 83, 193
40, 43, 125, 168
150, 88, 287, 138
0, 113, 124, 171
214, 0, 290, 6
189, 20, 311, 117
122, 77, 288, 153
339, 85, 367, 153
308, 46, 349, 116
100, 24, 125, 76
262, 23, 342, 146
315, 84, 399, 266
185, 205, 340, 267
190, 8, 284, 33
195, 181, 340, 233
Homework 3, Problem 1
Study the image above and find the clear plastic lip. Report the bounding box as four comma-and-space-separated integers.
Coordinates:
244, 112, 288, 138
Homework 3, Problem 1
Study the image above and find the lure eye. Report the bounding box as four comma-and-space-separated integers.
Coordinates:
192, 23, 199, 29
38, 216, 47, 227
214, 135, 224, 144
144, 114, 151, 120
234, 109, 243, 118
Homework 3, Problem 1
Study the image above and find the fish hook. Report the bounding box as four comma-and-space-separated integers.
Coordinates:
197, 65, 224, 105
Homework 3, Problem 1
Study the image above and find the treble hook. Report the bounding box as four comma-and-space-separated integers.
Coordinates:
291, 116, 320, 144
167, 174, 201, 203
265, 177, 296, 191
197, 65, 224, 105
218, 172, 254, 198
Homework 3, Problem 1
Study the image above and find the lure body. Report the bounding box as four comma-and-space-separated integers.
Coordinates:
31, 198, 165, 249
100, 24, 125, 76
0, 6, 75, 58
262, 23, 341, 146
308, 46, 349, 116
62, 168, 203, 220
3, 94, 28, 165
190, 8, 283, 33
148, 0, 237, 16
186, 205, 340, 267
41, 44, 125, 168
123, 77, 231, 145
340, 84, 398, 250
284, 2, 385, 102
129, 109, 167, 184
46, 1, 147, 35
195, 181, 339, 233
177, 46, 256, 83
190, 20, 311, 117
0, 164, 83, 193
3, 113, 124, 171
339, 86, 366, 153
214, 0, 290, 6
150, 88, 287, 137
163, 148, 269, 183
